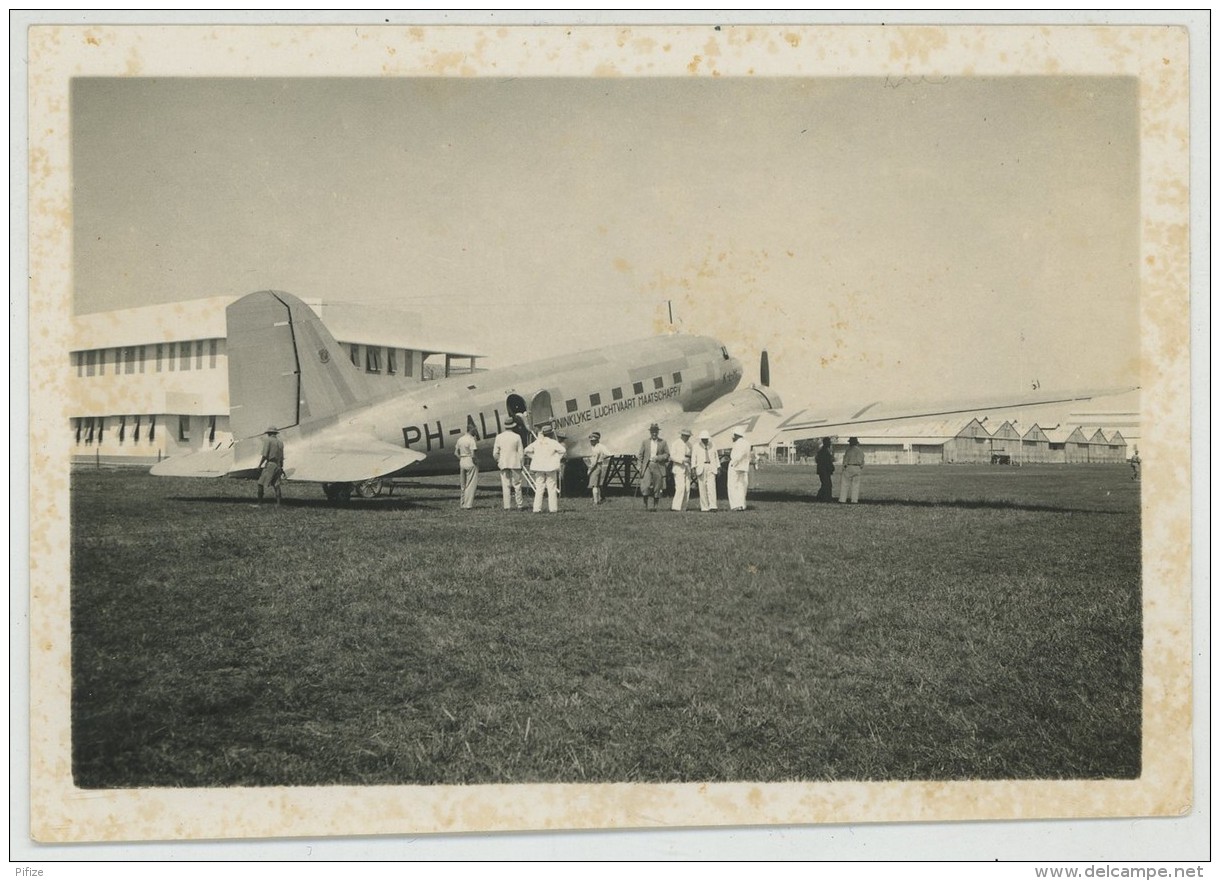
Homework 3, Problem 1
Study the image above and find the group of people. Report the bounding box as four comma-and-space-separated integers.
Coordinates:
814, 435, 866, 504
458, 419, 755, 513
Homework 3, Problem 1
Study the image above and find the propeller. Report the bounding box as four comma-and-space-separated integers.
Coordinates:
760, 350, 770, 388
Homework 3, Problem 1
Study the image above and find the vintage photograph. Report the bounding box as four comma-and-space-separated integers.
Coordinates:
22, 18, 1196, 855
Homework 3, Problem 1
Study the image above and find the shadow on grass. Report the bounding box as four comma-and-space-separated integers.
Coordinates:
746, 488, 1119, 515
167, 495, 444, 511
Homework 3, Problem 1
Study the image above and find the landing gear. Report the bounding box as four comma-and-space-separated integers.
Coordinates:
355, 478, 383, 498
321, 482, 353, 504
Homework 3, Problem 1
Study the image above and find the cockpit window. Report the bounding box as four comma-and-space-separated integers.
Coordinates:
721, 346, 731, 361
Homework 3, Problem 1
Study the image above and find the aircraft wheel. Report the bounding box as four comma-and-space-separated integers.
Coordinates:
356, 478, 383, 498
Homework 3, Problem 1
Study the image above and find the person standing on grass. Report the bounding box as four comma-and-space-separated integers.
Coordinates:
727, 427, 751, 511
839, 436, 865, 504
693, 430, 720, 512
670, 428, 693, 511
814, 436, 836, 502
524, 423, 566, 514
636, 422, 670, 511
585, 431, 610, 505
455, 425, 480, 509
493, 417, 526, 511
1129, 447, 1141, 481
256, 426, 285, 506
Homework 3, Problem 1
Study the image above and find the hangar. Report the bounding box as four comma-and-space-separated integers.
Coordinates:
70, 296, 482, 465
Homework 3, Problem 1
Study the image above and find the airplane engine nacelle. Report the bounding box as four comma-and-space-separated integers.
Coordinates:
697, 384, 784, 423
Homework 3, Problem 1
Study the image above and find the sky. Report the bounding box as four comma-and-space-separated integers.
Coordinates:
71, 76, 1140, 405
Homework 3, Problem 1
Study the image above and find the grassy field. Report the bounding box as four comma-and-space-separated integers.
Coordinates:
71, 463, 1142, 787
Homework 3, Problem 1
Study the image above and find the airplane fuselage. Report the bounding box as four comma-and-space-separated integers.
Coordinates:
286, 334, 744, 477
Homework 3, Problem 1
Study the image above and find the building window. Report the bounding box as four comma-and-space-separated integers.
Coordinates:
386, 348, 397, 375
148, 415, 156, 441
366, 346, 381, 373
85, 350, 97, 377
633, 381, 644, 395
566, 398, 578, 413
590, 393, 601, 406
209, 339, 218, 368
653, 376, 664, 390
178, 415, 191, 442
180, 342, 192, 371
672, 371, 682, 384
612, 387, 623, 401
349, 344, 360, 366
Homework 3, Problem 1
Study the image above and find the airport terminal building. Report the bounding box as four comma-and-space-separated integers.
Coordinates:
70, 296, 482, 465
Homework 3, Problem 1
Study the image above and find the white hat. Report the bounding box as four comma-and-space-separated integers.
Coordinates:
699, 430, 711, 441
732, 427, 745, 438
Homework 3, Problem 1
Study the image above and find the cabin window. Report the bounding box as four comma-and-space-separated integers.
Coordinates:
96, 417, 105, 443
167, 342, 176, 371
155, 344, 164, 372
74, 418, 82, 444
209, 339, 218, 368
672, 371, 682, 384
653, 376, 664, 390
386, 348, 397, 375
179, 342, 191, 371
632, 381, 644, 395
98, 349, 106, 376
349, 344, 360, 366
85, 418, 95, 445
85, 350, 97, 377
209, 416, 216, 443
123, 347, 137, 374
403, 349, 414, 377
195, 340, 204, 370
366, 346, 381, 373
178, 415, 191, 442
566, 398, 578, 413
148, 415, 156, 441
590, 393, 601, 406
138, 345, 147, 373
133, 415, 141, 442
118, 415, 126, 443
612, 387, 623, 401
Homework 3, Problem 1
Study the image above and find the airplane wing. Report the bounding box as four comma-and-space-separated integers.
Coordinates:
150, 438, 427, 483
710, 386, 1139, 448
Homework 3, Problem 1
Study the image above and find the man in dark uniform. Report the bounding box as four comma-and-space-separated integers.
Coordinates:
636, 423, 670, 511
814, 436, 836, 502
257, 426, 285, 505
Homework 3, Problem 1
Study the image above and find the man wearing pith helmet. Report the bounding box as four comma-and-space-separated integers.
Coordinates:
636, 422, 670, 511
727, 427, 751, 511
670, 428, 694, 511
584, 431, 610, 505
256, 426, 285, 506
692, 430, 720, 512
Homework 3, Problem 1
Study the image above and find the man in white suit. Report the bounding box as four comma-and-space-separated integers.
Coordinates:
693, 430, 720, 512
670, 428, 693, 511
493, 417, 526, 510
727, 427, 751, 511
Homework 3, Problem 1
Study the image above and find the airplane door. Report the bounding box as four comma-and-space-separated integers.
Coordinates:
528, 390, 554, 431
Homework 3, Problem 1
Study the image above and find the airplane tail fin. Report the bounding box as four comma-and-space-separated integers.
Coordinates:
226, 290, 378, 441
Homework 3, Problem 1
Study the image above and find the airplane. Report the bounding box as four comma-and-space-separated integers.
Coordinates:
151, 289, 1135, 502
